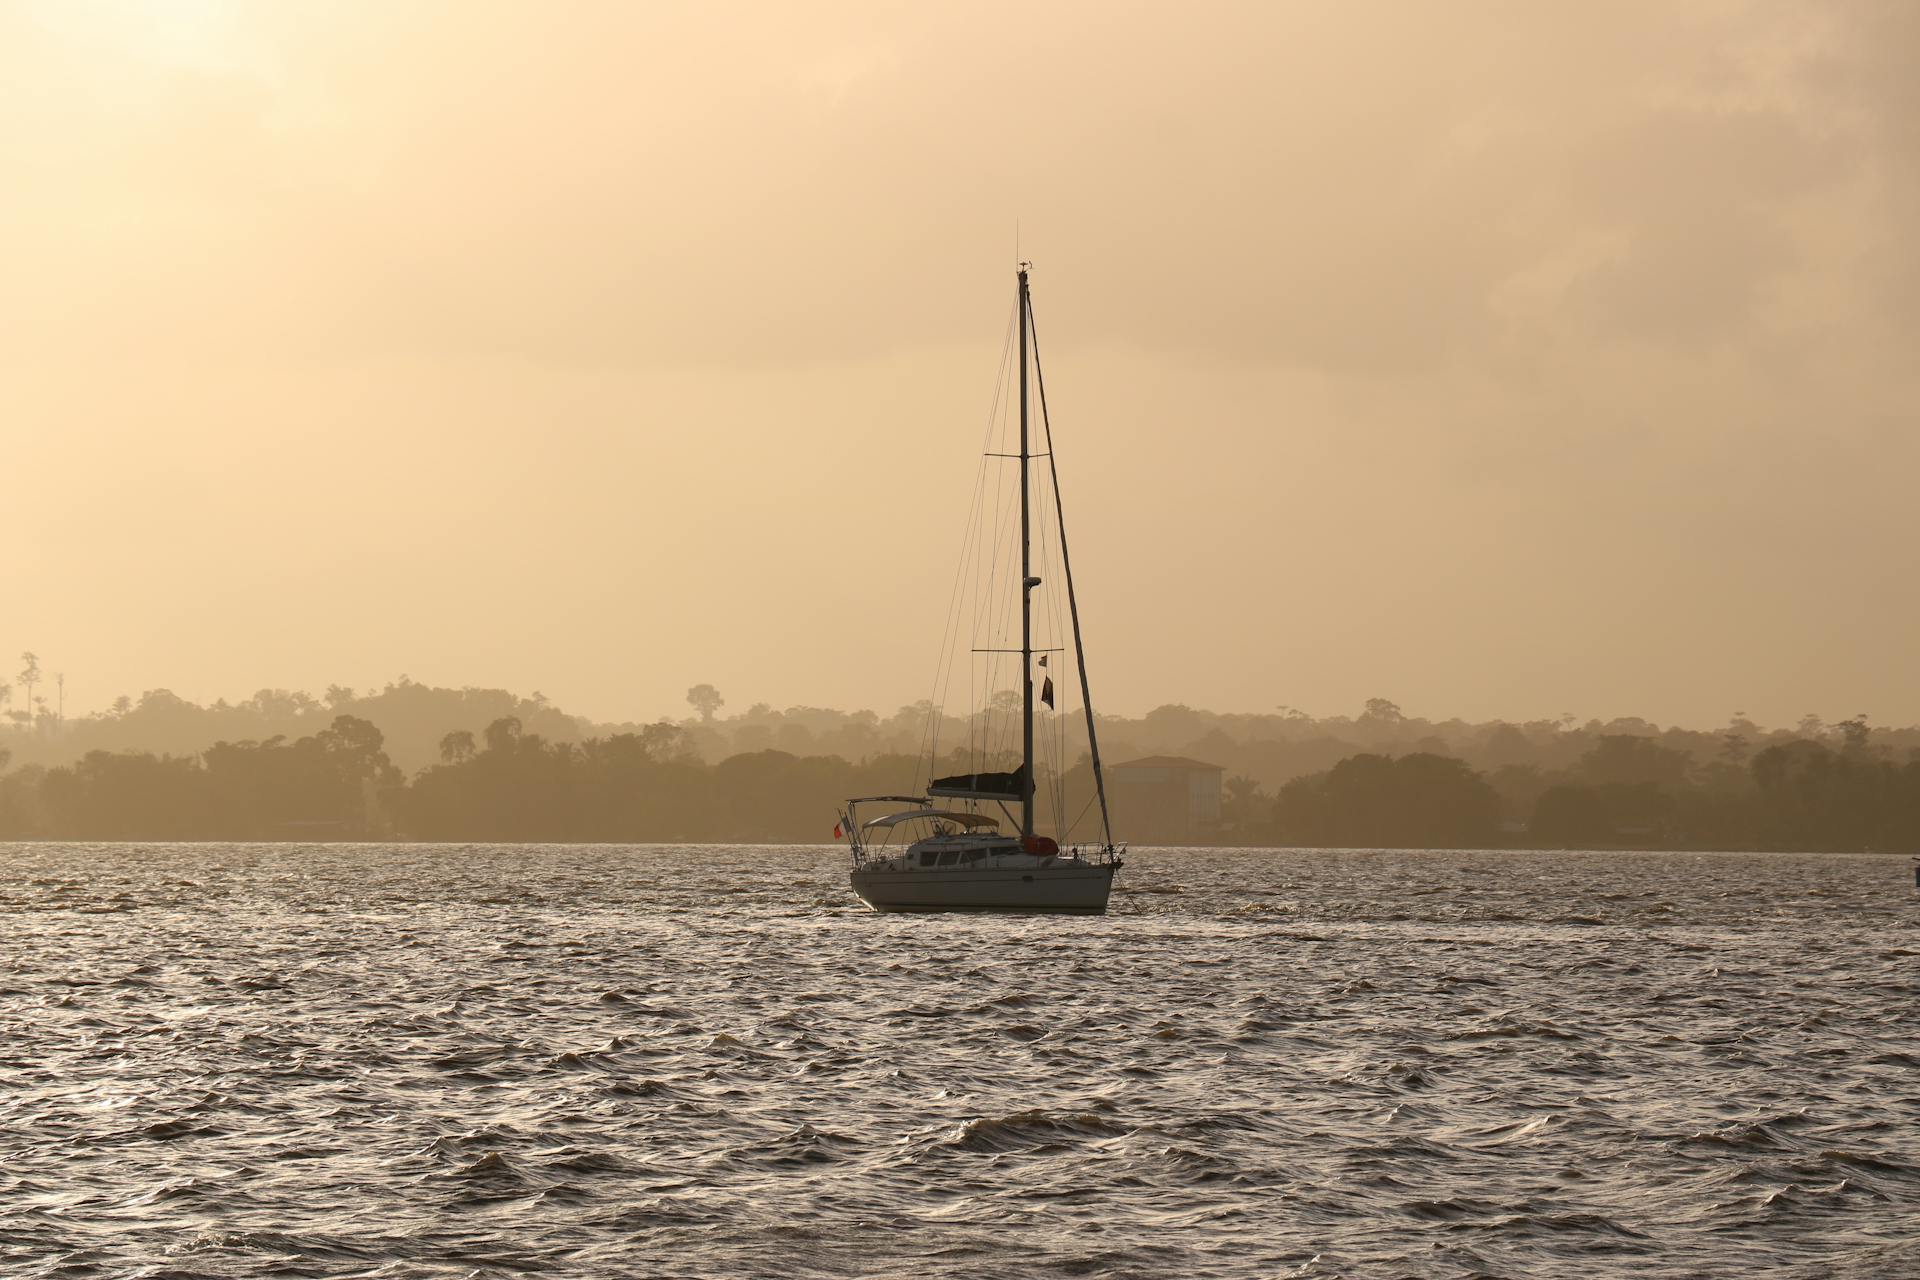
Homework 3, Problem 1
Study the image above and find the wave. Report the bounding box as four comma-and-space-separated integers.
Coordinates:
942, 1108, 1132, 1154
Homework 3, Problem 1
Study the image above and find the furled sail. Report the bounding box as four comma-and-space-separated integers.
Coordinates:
927, 764, 1026, 800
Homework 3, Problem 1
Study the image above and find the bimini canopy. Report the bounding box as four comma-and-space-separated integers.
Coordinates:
862, 809, 1001, 831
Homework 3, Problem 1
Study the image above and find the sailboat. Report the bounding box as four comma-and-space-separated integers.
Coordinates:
839, 265, 1124, 913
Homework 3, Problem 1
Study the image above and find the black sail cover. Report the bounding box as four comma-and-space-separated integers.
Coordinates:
928, 764, 1026, 799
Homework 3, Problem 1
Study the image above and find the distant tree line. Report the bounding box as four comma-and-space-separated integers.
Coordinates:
0, 714, 933, 844
1, 716, 401, 841
1247, 729, 1920, 851
394, 716, 920, 842
12, 678, 1918, 803
6, 675, 1920, 849
3, 709, 1920, 850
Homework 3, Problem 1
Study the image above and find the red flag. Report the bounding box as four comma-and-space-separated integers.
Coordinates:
833, 820, 843, 838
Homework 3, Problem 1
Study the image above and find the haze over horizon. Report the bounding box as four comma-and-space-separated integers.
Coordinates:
6, 1, 1917, 731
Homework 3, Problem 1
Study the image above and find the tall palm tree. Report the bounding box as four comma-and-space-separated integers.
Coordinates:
14, 654, 36, 735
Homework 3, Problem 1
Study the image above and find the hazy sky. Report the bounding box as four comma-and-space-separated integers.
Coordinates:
4, 1, 1917, 729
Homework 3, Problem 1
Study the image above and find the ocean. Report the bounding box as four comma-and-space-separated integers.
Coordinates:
3, 843, 1916, 1278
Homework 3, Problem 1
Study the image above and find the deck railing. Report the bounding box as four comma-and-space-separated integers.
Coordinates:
850, 841, 1124, 869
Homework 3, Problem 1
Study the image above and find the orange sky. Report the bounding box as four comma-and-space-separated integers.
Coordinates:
4, 1, 1917, 729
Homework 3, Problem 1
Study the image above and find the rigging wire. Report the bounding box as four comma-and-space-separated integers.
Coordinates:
915, 297, 1017, 793
1028, 285, 1115, 849
1031, 375, 1066, 834
909, 270, 1100, 845
974, 329, 1027, 773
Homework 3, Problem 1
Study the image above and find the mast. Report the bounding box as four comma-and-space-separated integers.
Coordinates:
1027, 287, 1114, 849
1018, 265, 1035, 839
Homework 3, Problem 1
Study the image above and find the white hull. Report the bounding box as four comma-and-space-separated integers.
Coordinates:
850, 859, 1118, 914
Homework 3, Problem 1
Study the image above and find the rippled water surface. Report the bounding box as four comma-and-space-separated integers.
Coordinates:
4, 844, 1918, 1278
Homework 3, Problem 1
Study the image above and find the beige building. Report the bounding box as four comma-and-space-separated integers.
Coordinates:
1107, 756, 1224, 844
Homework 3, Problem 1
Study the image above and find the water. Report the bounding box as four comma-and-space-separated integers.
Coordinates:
2, 844, 1916, 1279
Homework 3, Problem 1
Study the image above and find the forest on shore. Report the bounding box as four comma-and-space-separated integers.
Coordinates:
3, 676, 1919, 850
